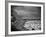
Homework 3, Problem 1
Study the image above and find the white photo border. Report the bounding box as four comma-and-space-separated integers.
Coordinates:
8, 3, 43, 35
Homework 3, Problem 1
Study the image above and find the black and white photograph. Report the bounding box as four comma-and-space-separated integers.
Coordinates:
8, 2, 44, 35
0, 0, 45, 37
11, 6, 41, 31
